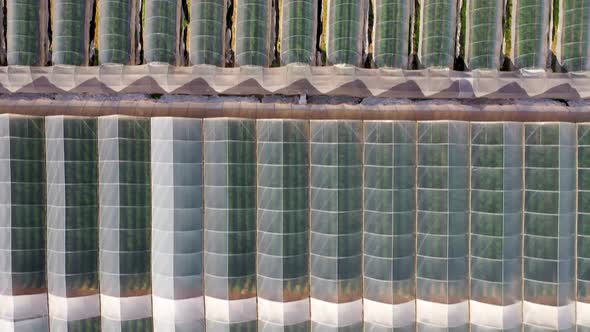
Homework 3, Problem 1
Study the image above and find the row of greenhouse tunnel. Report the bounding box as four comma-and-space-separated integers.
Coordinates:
2, 0, 590, 71
3, 114, 590, 332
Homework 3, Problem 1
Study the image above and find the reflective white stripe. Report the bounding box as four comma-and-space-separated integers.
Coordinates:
100, 294, 152, 321
523, 301, 575, 330
48, 294, 100, 321
152, 295, 204, 324
470, 300, 521, 330
258, 297, 309, 325
416, 299, 468, 328
0, 316, 48, 331
578, 301, 590, 327
363, 299, 415, 328
0, 293, 48, 320
310, 298, 362, 327
204, 296, 257, 324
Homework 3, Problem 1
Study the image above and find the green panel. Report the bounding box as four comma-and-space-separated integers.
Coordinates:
189, 0, 225, 65
327, 0, 366, 65
144, 0, 179, 64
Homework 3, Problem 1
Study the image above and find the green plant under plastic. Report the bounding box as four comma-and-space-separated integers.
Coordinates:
7, 0, 47, 65
372, 0, 412, 68
144, 0, 180, 64
189, 0, 226, 65
327, 0, 367, 65
465, 0, 504, 69
99, 0, 137, 64
280, 0, 317, 64
235, 0, 272, 66
559, 0, 590, 71
52, 0, 92, 65
419, 0, 458, 68
513, 0, 551, 69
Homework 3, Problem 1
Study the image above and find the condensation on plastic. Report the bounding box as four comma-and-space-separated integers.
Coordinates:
326, 0, 367, 66
512, 0, 551, 69
99, 0, 138, 64
416, 121, 469, 330
470, 122, 522, 331
280, 0, 318, 65
150, 117, 204, 331
257, 119, 310, 330
7, 0, 48, 65
52, 0, 93, 65
189, 0, 226, 66
46, 116, 100, 331
523, 123, 576, 331
234, 0, 273, 66
363, 121, 416, 330
557, 0, 590, 72
144, 0, 181, 65
418, 0, 458, 69
465, 0, 504, 70
309, 120, 363, 330
579, 124, 590, 330
98, 116, 153, 329
0, 115, 49, 330
203, 118, 258, 331
372, 0, 412, 68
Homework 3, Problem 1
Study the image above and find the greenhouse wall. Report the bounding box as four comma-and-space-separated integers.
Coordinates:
98, 0, 139, 64
416, 121, 469, 331
46, 117, 100, 332
0, 115, 48, 331
557, 0, 590, 72
7, 0, 48, 65
523, 123, 576, 332
203, 118, 257, 331
418, 0, 458, 69
470, 122, 523, 332
309, 120, 363, 331
371, 0, 412, 68
580, 124, 590, 331
98, 116, 153, 330
52, 0, 93, 65
512, 0, 552, 69
465, 0, 504, 70
144, 0, 182, 65
326, 0, 367, 66
189, 0, 226, 66
150, 118, 204, 331
280, 0, 318, 65
363, 121, 416, 331
234, 0, 273, 66
257, 119, 310, 331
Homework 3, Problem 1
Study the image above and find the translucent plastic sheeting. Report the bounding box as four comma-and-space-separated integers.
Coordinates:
416, 121, 469, 331
558, 0, 590, 72
309, 120, 363, 331
418, 0, 458, 68
579, 124, 590, 330
470, 122, 523, 331
189, 0, 226, 66
372, 0, 412, 68
326, 0, 367, 66
257, 120, 310, 331
203, 118, 257, 331
98, 116, 153, 330
144, 0, 181, 64
280, 0, 317, 65
7, 0, 47, 65
235, 0, 272, 66
99, 0, 138, 64
46, 117, 100, 332
151, 117, 204, 331
513, 0, 551, 69
52, 0, 92, 65
0, 115, 49, 331
363, 121, 416, 331
523, 123, 575, 331
465, 0, 504, 70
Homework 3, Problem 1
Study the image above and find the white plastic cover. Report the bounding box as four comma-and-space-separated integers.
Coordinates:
465, 0, 504, 70
309, 120, 363, 330
523, 123, 576, 331
98, 115, 153, 329
151, 117, 204, 331
234, 0, 273, 66
326, 0, 367, 66
144, 0, 182, 64
418, 0, 458, 68
280, 0, 318, 65
189, 0, 226, 66
557, 0, 590, 71
512, 0, 551, 69
52, 0, 92, 65
7, 0, 48, 65
99, 0, 138, 64
578, 123, 590, 331
371, 0, 412, 68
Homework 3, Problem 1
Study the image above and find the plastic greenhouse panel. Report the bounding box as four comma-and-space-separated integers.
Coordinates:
144, 0, 182, 64
372, 0, 412, 68
7, 0, 48, 65
363, 121, 416, 331
280, 0, 318, 65
0, 115, 49, 331
470, 122, 523, 331
151, 118, 204, 331
203, 118, 257, 331
523, 123, 575, 331
578, 124, 590, 329
256, 120, 310, 331
45, 117, 100, 332
309, 120, 363, 331
189, 0, 226, 65
557, 0, 590, 71
98, 116, 153, 331
326, 0, 367, 66
512, 0, 551, 69
465, 0, 504, 70
99, 0, 139, 64
52, 0, 93, 65
418, 0, 458, 68
234, 0, 273, 66
416, 121, 469, 331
